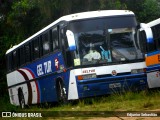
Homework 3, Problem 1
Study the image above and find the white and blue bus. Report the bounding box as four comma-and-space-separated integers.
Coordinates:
6, 10, 147, 108
138, 18, 160, 89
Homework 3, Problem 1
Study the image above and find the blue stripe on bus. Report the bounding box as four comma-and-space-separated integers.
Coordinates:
146, 64, 160, 72
147, 50, 160, 57
69, 46, 76, 51
147, 37, 154, 43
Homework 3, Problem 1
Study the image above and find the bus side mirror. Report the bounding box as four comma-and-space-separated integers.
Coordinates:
66, 30, 76, 51
140, 23, 153, 44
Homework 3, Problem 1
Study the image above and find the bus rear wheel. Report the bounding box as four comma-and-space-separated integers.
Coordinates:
56, 80, 67, 104
18, 88, 25, 109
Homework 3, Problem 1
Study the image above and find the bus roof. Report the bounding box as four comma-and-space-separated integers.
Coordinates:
147, 18, 160, 27
6, 10, 134, 54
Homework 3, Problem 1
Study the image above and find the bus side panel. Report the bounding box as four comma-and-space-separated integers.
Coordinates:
147, 65, 160, 88
68, 70, 79, 100
37, 71, 71, 103
30, 81, 38, 104
22, 51, 70, 103
37, 75, 57, 102
7, 71, 29, 106
7, 51, 71, 105
146, 51, 160, 88
146, 51, 160, 67
8, 85, 29, 106
8, 87, 19, 106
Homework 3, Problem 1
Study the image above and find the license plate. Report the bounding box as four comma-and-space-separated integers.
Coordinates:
109, 83, 121, 88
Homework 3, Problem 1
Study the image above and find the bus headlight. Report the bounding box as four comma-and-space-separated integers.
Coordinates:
131, 68, 146, 74
77, 74, 97, 80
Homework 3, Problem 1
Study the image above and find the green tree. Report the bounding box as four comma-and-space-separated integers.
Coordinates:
124, 0, 160, 22
139, 0, 160, 22
1, 0, 160, 99
7, 0, 40, 40
99, 0, 127, 10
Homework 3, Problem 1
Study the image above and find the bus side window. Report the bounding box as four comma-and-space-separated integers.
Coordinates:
157, 24, 160, 49
51, 27, 59, 51
61, 28, 68, 50
33, 38, 40, 59
25, 44, 31, 63
20, 46, 25, 66
7, 54, 12, 72
42, 32, 50, 55
153, 24, 160, 50
12, 50, 19, 69
139, 30, 147, 53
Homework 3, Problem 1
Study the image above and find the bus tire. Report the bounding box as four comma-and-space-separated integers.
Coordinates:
18, 88, 25, 109
56, 79, 67, 104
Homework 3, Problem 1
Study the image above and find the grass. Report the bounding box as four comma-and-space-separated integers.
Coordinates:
47, 90, 160, 111
1, 90, 160, 119
0, 95, 19, 112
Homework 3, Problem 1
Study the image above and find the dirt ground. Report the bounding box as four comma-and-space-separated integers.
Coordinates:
48, 110, 160, 120
88, 117, 160, 120
87, 109, 160, 120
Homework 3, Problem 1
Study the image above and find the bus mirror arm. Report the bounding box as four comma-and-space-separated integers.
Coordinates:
136, 23, 141, 30
136, 23, 146, 30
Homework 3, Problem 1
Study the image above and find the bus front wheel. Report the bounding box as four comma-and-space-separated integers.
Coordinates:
56, 80, 67, 104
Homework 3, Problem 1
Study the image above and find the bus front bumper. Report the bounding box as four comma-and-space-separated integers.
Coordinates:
77, 73, 147, 98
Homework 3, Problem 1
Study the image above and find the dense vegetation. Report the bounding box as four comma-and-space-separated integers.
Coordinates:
0, 0, 160, 102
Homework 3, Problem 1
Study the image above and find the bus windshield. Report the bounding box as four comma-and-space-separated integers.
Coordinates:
68, 17, 144, 66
